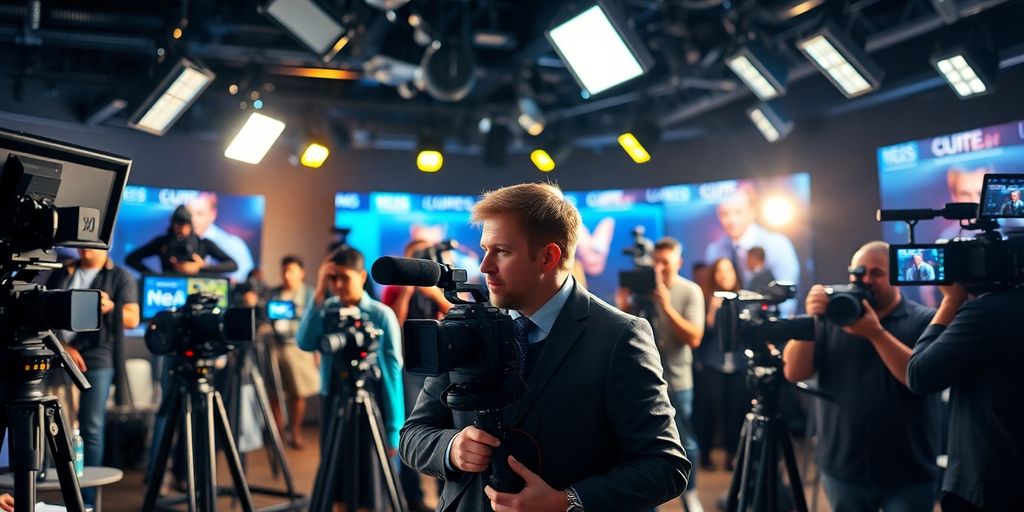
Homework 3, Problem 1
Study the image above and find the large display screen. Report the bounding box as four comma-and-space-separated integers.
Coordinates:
877, 118, 1024, 304
335, 173, 813, 313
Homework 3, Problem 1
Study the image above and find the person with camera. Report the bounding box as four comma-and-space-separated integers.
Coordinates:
782, 241, 939, 511
297, 247, 403, 512
615, 236, 705, 512
267, 256, 320, 450
125, 204, 238, 277
400, 182, 690, 512
46, 248, 140, 506
906, 282, 1024, 511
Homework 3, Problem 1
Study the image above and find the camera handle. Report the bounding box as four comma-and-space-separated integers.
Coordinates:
473, 409, 522, 493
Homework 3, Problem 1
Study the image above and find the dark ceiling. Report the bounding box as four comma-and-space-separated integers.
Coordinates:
1, 0, 1022, 157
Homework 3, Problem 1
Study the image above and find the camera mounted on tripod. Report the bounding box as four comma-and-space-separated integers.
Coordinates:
320, 304, 381, 380
878, 173, 1024, 292
716, 282, 816, 355
144, 291, 255, 358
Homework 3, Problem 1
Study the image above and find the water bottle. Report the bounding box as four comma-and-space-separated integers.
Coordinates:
73, 428, 85, 477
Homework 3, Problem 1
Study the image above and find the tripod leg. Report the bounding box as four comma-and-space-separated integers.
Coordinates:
265, 343, 291, 439
249, 365, 298, 497
213, 391, 256, 512
750, 418, 771, 512
737, 414, 758, 512
143, 391, 184, 512
183, 393, 198, 512
310, 394, 345, 512
43, 398, 86, 512
345, 400, 359, 512
10, 401, 43, 512
725, 417, 751, 512
777, 424, 809, 512
359, 389, 407, 512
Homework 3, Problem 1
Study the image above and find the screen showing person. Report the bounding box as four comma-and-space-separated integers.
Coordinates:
267, 299, 296, 320
894, 247, 946, 284
142, 275, 230, 319
979, 174, 1024, 218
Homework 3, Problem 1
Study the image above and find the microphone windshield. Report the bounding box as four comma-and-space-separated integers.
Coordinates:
371, 256, 442, 286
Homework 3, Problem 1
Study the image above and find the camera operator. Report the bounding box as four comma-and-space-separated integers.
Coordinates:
296, 247, 404, 512
906, 283, 1024, 511
400, 183, 689, 512
125, 205, 238, 277
615, 236, 705, 512
45, 248, 139, 507
782, 241, 939, 511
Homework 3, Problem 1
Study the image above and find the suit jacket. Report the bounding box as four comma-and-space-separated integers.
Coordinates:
400, 281, 691, 512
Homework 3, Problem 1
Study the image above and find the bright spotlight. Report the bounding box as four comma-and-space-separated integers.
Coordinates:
224, 112, 286, 164
761, 196, 795, 227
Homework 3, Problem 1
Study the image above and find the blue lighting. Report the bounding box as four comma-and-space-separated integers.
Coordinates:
581, 90, 591, 100
253, 99, 264, 110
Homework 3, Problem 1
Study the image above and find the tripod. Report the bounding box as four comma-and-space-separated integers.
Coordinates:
142, 354, 256, 512
0, 332, 88, 512
725, 346, 808, 512
310, 359, 405, 512
221, 342, 307, 511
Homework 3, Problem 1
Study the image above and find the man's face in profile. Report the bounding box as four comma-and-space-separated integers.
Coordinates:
187, 197, 216, 237
717, 193, 756, 241
479, 213, 546, 311
948, 169, 985, 203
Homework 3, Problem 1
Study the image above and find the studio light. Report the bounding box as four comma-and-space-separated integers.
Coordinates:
128, 58, 215, 136
225, 112, 286, 164
416, 134, 444, 173
530, 139, 573, 173
726, 42, 788, 101
747, 102, 793, 143
260, 0, 349, 62
300, 142, 330, 168
796, 22, 884, 98
545, 0, 655, 96
932, 44, 996, 99
617, 120, 660, 164
517, 97, 546, 136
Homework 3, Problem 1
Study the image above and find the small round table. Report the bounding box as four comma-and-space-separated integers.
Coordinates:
0, 466, 124, 512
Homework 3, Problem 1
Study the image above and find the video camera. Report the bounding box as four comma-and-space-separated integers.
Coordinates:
619, 226, 657, 295
716, 282, 816, 353
320, 304, 380, 372
144, 292, 255, 357
878, 173, 1024, 291
413, 239, 460, 264
822, 266, 875, 326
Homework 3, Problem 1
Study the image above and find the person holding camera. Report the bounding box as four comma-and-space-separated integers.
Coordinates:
125, 204, 238, 277
46, 248, 139, 506
400, 182, 690, 512
782, 241, 939, 511
267, 255, 320, 450
297, 247, 403, 512
907, 283, 1024, 511
615, 236, 705, 512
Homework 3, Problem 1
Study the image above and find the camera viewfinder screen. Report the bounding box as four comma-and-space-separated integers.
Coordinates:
979, 174, 1024, 218
142, 275, 230, 319
267, 300, 296, 320
894, 247, 946, 284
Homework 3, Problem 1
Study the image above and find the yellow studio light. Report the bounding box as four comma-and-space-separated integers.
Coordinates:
417, 150, 443, 173
617, 133, 651, 163
762, 195, 795, 227
530, 149, 555, 172
300, 143, 330, 168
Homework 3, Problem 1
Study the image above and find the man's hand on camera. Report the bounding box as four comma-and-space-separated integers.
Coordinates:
939, 283, 968, 305
484, 456, 568, 512
450, 426, 500, 473
66, 346, 87, 372
614, 287, 631, 311
842, 300, 885, 340
806, 284, 828, 316
652, 281, 672, 312
172, 253, 205, 275
99, 290, 115, 315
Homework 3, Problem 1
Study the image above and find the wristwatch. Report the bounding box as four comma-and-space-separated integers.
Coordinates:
566, 487, 584, 512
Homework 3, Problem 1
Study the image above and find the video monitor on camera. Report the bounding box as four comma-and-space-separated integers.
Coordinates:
891, 245, 949, 285
267, 299, 296, 320
0, 128, 131, 253
141, 275, 230, 320
978, 174, 1024, 219
619, 268, 657, 294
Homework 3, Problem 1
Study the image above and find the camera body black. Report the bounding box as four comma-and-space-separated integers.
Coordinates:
404, 304, 516, 377
165, 235, 200, 263
822, 267, 875, 326
619, 225, 657, 295
320, 304, 380, 369
716, 283, 816, 353
145, 292, 255, 357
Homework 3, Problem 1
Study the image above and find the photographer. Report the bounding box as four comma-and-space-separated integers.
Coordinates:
296, 247, 403, 511
400, 183, 689, 512
782, 241, 939, 511
907, 283, 1024, 511
125, 205, 238, 277
615, 236, 705, 512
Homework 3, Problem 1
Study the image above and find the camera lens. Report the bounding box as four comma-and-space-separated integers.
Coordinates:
826, 294, 863, 326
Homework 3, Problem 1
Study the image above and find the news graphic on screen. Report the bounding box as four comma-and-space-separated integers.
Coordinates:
336, 172, 813, 309
893, 246, 947, 284
979, 174, 1024, 218
267, 299, 296, 320
110, 186, 265, 284
877, 118, 1024, 303
141, 275, 230, 319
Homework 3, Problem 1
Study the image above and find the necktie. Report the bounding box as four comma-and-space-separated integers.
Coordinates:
513, 316, 535, 376
914, 267, 921, 280
728, 244, 742, 284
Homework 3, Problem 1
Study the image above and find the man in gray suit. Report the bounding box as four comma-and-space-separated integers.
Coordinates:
400, 183, 690, 512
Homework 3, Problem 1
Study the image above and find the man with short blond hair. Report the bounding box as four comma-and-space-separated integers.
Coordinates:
401, 182, 689, 512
